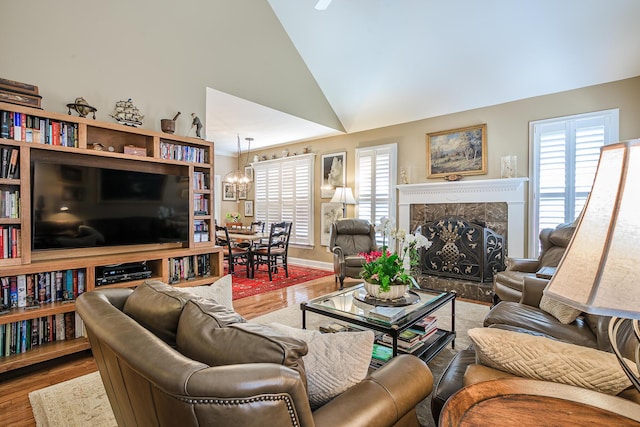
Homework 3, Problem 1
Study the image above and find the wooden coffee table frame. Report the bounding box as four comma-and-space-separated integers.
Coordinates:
301, 283, 456, 362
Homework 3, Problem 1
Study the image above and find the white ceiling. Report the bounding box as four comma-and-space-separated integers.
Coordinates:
207, 0, 640, 155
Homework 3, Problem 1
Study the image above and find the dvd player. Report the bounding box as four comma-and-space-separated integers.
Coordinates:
96, 262, 152, 286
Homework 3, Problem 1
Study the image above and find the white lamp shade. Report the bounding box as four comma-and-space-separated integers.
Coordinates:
545, 140, 640, 320
330, 187, 357, 205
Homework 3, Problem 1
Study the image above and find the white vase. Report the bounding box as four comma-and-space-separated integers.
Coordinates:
363, 281, 409, 300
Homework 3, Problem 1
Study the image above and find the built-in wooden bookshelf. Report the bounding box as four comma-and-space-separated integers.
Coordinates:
0, 101, 223, 373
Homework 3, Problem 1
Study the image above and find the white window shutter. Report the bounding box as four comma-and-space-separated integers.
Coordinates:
252, 155, 314, 246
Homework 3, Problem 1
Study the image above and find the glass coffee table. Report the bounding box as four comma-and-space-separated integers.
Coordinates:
301, 283, 455, 363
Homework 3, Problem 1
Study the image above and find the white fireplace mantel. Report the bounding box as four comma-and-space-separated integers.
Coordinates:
397, 177, 528, 257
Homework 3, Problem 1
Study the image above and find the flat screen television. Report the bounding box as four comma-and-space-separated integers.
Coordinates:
31, 154, 190, 251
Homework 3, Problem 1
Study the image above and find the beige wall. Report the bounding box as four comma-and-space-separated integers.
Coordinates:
239, 76, 640, 263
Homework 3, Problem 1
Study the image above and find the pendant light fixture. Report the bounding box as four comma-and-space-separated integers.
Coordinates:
223, 135, 253, 198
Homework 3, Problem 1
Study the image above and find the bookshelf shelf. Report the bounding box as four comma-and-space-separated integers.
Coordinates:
0, 101, 223, 372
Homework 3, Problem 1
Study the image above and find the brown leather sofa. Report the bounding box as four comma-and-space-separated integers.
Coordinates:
329, 218, 378, 289
431, 276, 640, 424
76, 285, 434, 427
493, 222, 575, 303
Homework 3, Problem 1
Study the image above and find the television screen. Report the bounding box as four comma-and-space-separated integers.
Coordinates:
31, 156, 190, 250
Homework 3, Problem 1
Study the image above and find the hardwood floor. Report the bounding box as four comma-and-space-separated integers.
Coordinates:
0, 275, 343, 427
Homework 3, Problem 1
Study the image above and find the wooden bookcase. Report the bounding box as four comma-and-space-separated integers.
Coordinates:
0, 101, 223, 373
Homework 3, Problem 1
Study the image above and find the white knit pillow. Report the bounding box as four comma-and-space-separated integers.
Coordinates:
267, 322, 374, 408
179, 275, 233, 310
539, 294, 582, 324
468, 327, 637, 395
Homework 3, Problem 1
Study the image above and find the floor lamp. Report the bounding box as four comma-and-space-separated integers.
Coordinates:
330, 187, 356, 216
544, 139, 640, 392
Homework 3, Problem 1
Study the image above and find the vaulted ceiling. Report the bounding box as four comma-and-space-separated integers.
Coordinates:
205, 0, 640, 155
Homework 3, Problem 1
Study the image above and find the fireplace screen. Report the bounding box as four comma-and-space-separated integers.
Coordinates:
419, 216, 504, 282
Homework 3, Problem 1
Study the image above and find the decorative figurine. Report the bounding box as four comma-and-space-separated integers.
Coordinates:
190, 113, 202, 138
110, 98, 144, 127
66, 97, 97, 119
161, 112, 181, 134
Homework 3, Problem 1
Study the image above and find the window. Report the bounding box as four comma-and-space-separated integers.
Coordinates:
529, 109, 618, 255
355, 143, 397, 245
253, 154, 314, 247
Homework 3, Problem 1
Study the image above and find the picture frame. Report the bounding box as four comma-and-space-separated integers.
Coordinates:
321, 151, 346, 198
244, 165, 253, 181
320, 202, 344, 246
222, 183, 236, 201
244, 200, 254, 217
426, 124, 487, 178
237, 186, 247, 200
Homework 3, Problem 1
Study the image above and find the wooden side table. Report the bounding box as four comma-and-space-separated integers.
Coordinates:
440, 378, 640, 426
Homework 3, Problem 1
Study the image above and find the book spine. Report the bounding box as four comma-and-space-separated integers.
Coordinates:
16, 274, 26, 308
13, 112, 21, 141
0, 111, 9, 139
7, 147, 19, 178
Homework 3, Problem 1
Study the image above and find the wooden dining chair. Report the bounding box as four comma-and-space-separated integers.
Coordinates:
253, 221, 292, 281
215, 225, 251, 276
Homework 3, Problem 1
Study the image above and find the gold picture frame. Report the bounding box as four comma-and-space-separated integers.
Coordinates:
426, 124, 487, 178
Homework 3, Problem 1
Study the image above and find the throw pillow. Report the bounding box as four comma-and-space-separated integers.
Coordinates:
178, 274, 234, 310
539, 293, 582, 324
176, 301, 307, 387
468, 327, 637, 395
123, 280, 199, 345
267, 322, 374, 409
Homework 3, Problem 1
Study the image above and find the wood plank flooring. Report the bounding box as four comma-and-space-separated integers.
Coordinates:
0, 275, 344, 427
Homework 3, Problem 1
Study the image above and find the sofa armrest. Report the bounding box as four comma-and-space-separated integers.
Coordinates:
505, 257, 540, 273
313, 355, 433, 427
519, 276, 549, 307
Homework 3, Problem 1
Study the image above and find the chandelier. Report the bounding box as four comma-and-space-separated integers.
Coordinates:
223, 136, 253, 197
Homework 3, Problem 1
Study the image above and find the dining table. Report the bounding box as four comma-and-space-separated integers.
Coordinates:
216, 229, 270, 278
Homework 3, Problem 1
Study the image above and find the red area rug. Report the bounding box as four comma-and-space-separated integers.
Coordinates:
230, 265, 333, 300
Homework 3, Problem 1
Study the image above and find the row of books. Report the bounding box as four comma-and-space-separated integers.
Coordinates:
0, 110, 79, 147
0, 225, 20, 259
160, 141, 207, 164
193, 171, 209, 191
193, 194, 209, 215
1, 269, 86, 310
0, 146, 19, 179
0, 189, 19, 218
370, 315, 439, 367
193, 220, 210, 243
168, 255, 211, 284
0, 313, 84, 357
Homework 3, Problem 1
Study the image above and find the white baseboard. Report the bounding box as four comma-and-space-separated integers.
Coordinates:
288, 257, 332, 271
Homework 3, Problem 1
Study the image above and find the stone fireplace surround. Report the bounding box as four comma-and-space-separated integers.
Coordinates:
398, 178, 528, 301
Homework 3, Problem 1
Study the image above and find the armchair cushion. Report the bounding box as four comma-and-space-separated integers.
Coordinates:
268, 322, 375, 409
468, 327, 636, 395
177, 300, 308, 388
123, 279, 200, 345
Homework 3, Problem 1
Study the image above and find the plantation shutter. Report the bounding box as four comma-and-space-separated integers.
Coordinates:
356, 144, 397, 246
530, 109, 618, 255
252, 154, 314, 246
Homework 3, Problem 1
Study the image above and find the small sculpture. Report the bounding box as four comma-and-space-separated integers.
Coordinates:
161, 112, 181, 134
444, 174, 463, 182
190, 113, 202, 138
66, 97, 97, 119
111, 98, 144, 127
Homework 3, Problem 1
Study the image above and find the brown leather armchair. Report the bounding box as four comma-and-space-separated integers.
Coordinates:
76, 286, 434, 427
493, 222, 575, 303
329, 219, 378, 289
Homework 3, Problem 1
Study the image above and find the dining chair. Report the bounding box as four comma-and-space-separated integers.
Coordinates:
253, 221, 292, 281
215, 225, 251, 276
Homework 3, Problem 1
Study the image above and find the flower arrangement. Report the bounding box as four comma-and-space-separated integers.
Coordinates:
359, 217, 431, 293
226, 212, 241, 222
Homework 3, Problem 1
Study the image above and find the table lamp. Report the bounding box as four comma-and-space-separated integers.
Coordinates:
331, 186, 357, 216
544, 139, 640, 392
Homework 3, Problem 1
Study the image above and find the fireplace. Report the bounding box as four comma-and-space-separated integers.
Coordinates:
397, 178, 528, 302
419, 216, 505, 282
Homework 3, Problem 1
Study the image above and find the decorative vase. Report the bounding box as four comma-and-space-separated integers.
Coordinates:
363, 281, 409, 300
